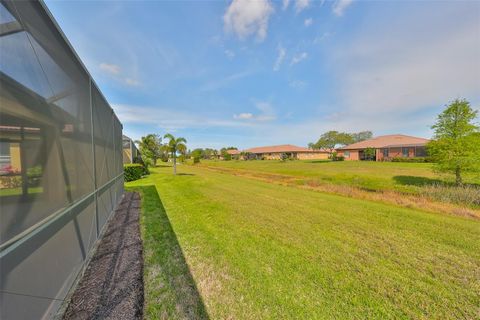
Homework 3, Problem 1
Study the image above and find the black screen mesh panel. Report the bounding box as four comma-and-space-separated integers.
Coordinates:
0, 1, 124, 319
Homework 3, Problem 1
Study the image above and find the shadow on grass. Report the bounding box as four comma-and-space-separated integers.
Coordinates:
177, 173, 195, 176
393, 175, 444, 186
126, 185, 209, 319
153, 164, 171, 168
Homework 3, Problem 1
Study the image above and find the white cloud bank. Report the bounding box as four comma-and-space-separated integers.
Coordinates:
318, 2, 480, 139
223, 0, 274, 41
335, 6, 480, 116
114, 104, 253, 131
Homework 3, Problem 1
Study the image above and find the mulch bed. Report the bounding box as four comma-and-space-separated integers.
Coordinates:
63, 192, 144, 320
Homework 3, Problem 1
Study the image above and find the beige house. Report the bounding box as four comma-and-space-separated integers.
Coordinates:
122, 135, 141, 164
243, 144, 330, 160
337, 134, 429, 161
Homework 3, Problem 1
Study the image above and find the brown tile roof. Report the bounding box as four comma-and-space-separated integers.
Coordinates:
244, 144, 329, 154
340, 134, 429, 150
226, 149, 240, 155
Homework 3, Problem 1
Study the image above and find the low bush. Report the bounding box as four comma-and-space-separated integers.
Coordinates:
193, 156, 201, 164
391, 157, 433, 163
329, 151, 344, 161
422, 183, 480, 207
124, 164, 144, 182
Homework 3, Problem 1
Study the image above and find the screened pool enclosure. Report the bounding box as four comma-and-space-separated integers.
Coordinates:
0, 1, 124, 319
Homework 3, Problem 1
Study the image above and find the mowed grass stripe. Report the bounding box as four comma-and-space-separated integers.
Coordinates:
127, 165, 480, 319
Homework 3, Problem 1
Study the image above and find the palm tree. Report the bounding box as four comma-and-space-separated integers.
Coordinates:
136, 134, 163, 166
163, 133, 187, 175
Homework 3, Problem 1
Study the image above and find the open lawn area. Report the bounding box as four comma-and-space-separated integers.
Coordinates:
197, 160, 480, 215
199, 160, 477, 193
126, 165, 480, 319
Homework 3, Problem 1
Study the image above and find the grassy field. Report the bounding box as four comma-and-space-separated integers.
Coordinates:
197, 160, 479, 214
126, 164, 480, 319
199, 159, 476, 193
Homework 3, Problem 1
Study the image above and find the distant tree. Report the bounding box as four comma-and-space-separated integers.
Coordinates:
220, 148, 231, 161
427, 99, 480, 185
241, 151, 255, 160
164, 133, 187, 175
203, 148, 217, 160
311, 131, 353, 153
351, 131, 373, 143
363, 147, 376, 161
177, 143, 187, 163
191, 148, 205, 158
136, 134, 163, 166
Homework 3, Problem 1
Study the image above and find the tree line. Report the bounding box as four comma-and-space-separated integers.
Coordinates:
135, 133, 239, 173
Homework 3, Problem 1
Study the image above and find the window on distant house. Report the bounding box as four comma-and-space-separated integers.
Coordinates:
344, 151, 350, 158
415, 146, 426, 157
402, 147, 409, 157
383, 148, 389, 157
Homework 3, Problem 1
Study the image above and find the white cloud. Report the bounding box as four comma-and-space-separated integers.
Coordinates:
304, 18, 313, 27
282, 0, 290, 10
334, 9, 480, 116
323, 2, 480, 140
233, 101, 276, 122
290, 52, 308, 65
225, 49, 235, 59
295, 0, 311, 13
223, 0, 274, 41
99, 63, 121, 75
114, 104, 253, 131
234, 112, 254, 119
273, 45, 286, 71
332, 0, 353, 16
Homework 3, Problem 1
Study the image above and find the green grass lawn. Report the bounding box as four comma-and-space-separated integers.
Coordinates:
198, 159, 478, 193
126, 165, 480, 319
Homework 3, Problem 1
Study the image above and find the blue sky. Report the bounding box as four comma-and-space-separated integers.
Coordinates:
45, 0, 480, 150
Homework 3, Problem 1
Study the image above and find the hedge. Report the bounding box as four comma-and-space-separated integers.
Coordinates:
124, 164, 144, 182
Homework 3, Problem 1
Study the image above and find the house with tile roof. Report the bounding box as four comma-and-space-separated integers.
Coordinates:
337, 134, 429, 161
243, 144, 330, 160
